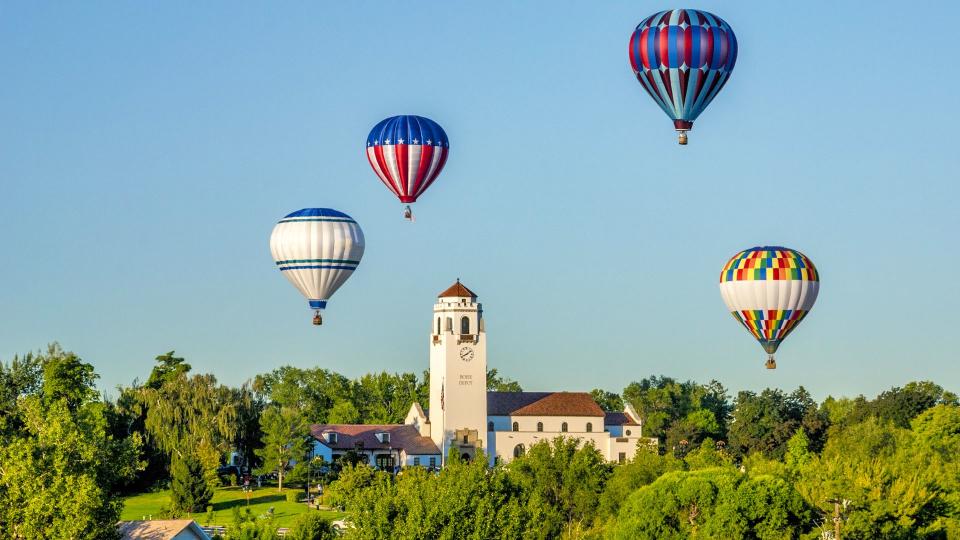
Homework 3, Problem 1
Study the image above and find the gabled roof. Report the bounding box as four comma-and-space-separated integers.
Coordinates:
118, 520, 209, 540
311, 424, 441, 455
439, 280, 477, 298
488, 391, 605, 417
604, 411, 639, 426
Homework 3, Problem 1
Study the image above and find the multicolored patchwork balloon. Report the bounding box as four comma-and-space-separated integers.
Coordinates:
366, 115, 449, 221
628, 9, 738, 145
270, 208, 365, 325
719, 247, 819, 369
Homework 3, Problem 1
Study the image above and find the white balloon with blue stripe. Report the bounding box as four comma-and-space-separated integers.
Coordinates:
270, 208, 365, 325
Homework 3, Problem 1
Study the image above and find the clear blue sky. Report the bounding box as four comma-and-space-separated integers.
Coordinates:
2, 2, 958, 401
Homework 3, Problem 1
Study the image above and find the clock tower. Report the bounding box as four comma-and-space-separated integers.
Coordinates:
429, 280, 488, 464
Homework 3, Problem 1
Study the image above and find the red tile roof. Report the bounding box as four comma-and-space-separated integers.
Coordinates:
310, 424, 440, 455
488, 391, 605, 417
438, 280, 477, 298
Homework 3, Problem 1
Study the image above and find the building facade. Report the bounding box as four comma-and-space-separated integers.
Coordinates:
310, 281, 656, 468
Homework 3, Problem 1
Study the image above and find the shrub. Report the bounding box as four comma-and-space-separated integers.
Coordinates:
286, 490, 302, 503
286, 512, 336, 540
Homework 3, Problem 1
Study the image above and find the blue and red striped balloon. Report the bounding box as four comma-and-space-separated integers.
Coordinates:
366, 115, 449, 207
628, 9, 737, 144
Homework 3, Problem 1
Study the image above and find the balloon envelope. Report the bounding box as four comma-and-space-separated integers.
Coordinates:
366, 115, 449, 204
629, 9, 737, 139
270, 208, 365, 312
719, 247, 819, 356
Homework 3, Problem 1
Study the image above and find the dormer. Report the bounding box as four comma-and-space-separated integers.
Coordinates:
376, 432, 391, 444
325, 432, 338, 445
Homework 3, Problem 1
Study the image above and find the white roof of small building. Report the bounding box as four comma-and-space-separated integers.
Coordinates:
118, 519, 210, 540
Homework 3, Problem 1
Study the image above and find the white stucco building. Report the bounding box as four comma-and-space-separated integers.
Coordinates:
310, 281, 656, 468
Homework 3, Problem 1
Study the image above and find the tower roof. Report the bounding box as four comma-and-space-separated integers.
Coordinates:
438, 280, 477, 299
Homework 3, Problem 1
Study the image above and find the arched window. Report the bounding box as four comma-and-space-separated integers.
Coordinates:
561, 422, 568, 433
445, 317, 452, 332
537, 422, 543, 432
488, 421, 494, 432
513, 444, 524, 458
512, 421, 519, 432
462, 434, 469, 444
460, 316, 470, 335
586, 422, 593, 433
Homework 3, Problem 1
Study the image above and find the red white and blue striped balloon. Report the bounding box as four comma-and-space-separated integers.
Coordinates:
366, 115, 449, 204
628, 9, 737, 143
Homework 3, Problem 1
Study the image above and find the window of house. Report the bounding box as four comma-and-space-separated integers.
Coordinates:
537, 422, 543, 432
586, 422, 593, 433
512, 421, 519, 432
513, 444, 524, 458
460, 316, 470, 334
379, 433, 390, 444
429, 457, 437, 468
488, 421, 494, 432
561, 422, 568, 433
619, 452, 626, 464
414, 457, 420, 466
327, 433, 338, 444
625, 429, 632, 436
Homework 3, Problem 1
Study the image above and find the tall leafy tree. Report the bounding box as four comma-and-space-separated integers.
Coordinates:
169, 453, 212, 515
0, 345, 141, 539
589, 388, 624, 411
141, 371, 237, 487
255, 406, 309, 491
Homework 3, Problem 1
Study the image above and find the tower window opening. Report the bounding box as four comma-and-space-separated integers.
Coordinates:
460, 316, 470, 335
436, 317, 440, 334
561, 422, 568, 433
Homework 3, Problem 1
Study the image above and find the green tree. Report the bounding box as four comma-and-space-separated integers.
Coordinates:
508, 437, 611, 529
589, 388, 623, 411
728, 386, 826, 459
170, 453, 213, 515
487, 368, 523, 392
622, 376, 731, 446
0, 346, 141, 539
612, 467, 811, 539
0, 350, 42, 436
142, 371, 237, 488
255, 406, 309, 491
145, 351, 191, 390
598, 447, 684, 521
287, 512, 336, 540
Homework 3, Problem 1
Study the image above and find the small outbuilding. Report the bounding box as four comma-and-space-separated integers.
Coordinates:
118, 519, 210, 540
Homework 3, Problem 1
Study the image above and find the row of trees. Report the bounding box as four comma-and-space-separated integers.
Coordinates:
327, 404, 960, 538
2, 343, 958, 538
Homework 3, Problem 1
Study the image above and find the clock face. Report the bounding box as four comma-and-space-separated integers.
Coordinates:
459, 347, 474, 362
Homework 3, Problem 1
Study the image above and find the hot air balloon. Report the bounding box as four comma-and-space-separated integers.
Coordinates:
628, 9, 738, 145
366, 115, 449, 221
270, 208, 365, 325
719, 247, 819, 369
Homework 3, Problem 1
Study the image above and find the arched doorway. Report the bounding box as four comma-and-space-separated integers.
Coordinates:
461, 452, 471, 462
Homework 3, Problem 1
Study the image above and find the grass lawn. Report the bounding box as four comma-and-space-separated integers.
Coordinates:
121, 486, 344, 528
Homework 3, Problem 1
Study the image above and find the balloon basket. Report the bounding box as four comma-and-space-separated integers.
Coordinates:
312, 311, 323, 326
403, 205, 415, 222
765, 356, 776, 370
677, 131, 688, 145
